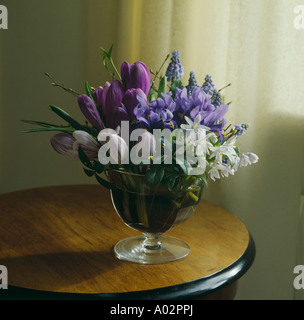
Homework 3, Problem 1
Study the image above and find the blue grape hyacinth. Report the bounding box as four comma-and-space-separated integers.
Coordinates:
166, 50, 184, 81
186, 71, 199, 95
202, 74, 215, 95
211, 89, 223, 107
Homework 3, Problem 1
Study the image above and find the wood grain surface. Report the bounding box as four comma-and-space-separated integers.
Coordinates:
0, 185, 250, 296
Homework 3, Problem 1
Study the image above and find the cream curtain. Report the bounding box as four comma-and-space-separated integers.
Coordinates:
86, 0, 304, 299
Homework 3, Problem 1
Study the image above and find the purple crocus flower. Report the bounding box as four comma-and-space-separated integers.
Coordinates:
50, 131, 99, 160
96, 78, 149, 130
102, 80, 129, 129
78, 95, 104, 131
93, 82, 110, 115
73, 130, 99, 160
51, 133, 76, 157
92, 61, 151, 131
121, 61, 151, 97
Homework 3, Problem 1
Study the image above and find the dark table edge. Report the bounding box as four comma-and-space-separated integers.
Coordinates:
1, 233, 255, 300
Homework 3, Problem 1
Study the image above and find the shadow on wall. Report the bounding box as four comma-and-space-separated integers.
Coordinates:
0, 0, 93, 194
204, 111, 304, 299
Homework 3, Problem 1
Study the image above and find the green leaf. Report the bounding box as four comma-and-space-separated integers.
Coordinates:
21, 127, 75, 134
167, 177, 177, 192
108, 44, 114, 58
78, 146, 93, 170
85, 82, 95, 103
95, 174, 116, 189
21, 120, 59, 128
145, 166, 157, 187
102, 53, 111, 77
148, 87, 158, 102
93, 161, 105, 174
49, 105, 84, 130
146, 166, 165, 189
170, 79, 184, 98
83, 168, 95, 177
161, 169, 179, 191
178, 159, 191, 175
202, 174, 208, 189
158, 76, 167, 98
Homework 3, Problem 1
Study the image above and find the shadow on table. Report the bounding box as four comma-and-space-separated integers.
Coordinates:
0, 248, 120, 296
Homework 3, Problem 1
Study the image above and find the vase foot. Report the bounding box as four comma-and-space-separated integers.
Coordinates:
114, 235, 190, 265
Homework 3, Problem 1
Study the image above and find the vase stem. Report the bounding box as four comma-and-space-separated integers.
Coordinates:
143, 233, 162, 250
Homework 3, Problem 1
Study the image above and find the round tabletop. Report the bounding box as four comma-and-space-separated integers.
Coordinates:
0, 185, 255, 300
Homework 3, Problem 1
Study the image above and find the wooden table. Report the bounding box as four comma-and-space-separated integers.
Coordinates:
0, 185, 255, 300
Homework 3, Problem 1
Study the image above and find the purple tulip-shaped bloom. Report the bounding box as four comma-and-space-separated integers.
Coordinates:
105, 80, 129, 129
51, 133, 76, 157
73, 130, 99, 160
121, 61, 151, 97
78, 95, 104, 131
122, 88, 147, 122
93, 82, 110, 114
51, 131, 99, 160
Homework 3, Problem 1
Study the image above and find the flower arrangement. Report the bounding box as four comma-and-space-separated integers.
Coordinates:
22, 46, 258, 192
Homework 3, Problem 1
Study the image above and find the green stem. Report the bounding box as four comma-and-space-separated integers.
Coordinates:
109, 57, 122, 81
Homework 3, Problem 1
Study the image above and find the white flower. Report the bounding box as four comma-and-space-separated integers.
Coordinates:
180, 114, 210, 132
237, 152, 259, 168
208, 164, 222, 181
239, 154, 251, 167
220, 165, 235, 178
205, 132, 217, 155
208, 163, 234, 181
247, 152, 259, 164
71, 130, 99, 160
73, 131, 99, 150
209, 136, 237, 166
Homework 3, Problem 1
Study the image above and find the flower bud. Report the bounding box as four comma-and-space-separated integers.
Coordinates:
78, 95, 104, 131
121, 61, 151, 96
73, 130, 99, 160
51, 133, 75, 156
122, 88, 147, 122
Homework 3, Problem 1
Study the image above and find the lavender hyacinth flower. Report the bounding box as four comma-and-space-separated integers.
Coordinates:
166, 50, 184, 81
211, 89, 223, 108
186, 71, 199, 95
202, 75, 215, 95
133, 94, 162, 130
173, 87, 228, 132
133, 93, 176, 131
149, 92, 176, 122
233, 124, 249, 136
121, 61, 151, 97
78, 95, 104, 131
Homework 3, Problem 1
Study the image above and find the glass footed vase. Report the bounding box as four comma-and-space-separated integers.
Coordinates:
106, 169, 204, 265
